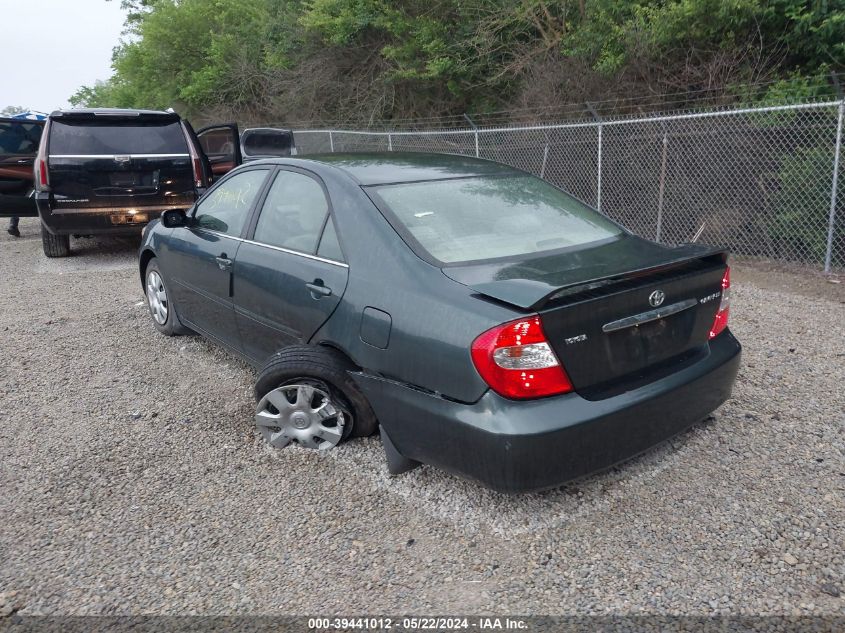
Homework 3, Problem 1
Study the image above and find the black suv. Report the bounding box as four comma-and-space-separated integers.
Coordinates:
0, 116, 44, 219
20, 108, 243, 257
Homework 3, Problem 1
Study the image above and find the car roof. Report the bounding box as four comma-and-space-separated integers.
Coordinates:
49, 108, 180, 119
292, 152, 523, 185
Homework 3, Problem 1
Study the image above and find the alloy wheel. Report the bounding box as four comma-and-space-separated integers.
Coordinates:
146, 270, 169, 325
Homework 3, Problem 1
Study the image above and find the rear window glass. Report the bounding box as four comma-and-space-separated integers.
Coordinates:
242, 129, 292, 157
0, 121, 42, 155
370, 175, 622, 264
49, 120, 188, 155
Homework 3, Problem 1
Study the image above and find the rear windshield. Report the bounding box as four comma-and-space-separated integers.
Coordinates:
369, 175, 622, 264
0, 121, 42, 156
49, 120, 188, 155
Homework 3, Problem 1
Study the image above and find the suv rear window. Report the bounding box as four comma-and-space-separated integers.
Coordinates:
49, 120, 188, 155
369, 175, 622, 264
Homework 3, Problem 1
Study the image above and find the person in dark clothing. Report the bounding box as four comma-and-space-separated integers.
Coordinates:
7, 216, 20, 237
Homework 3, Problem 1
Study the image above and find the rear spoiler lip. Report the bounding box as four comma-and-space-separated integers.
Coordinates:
51, 111, 181, 123
467, 246, 728, 311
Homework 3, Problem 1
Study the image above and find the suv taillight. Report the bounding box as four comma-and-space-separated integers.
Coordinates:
192, 157, 204, 188
183, 125, 205, 188
471, 315, 573, 399
38, 158, 49, 188
709, 266, 731, 339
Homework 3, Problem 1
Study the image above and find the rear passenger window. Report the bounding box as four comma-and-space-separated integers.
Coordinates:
194, 169, 269, 236
317, 217, 343, 262
253, 170, 328, 254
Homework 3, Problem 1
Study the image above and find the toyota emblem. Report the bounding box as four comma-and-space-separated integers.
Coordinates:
649, 290, 665, 307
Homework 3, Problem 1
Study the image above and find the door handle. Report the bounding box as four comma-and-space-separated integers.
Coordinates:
215, 255, 233, 271
305, 280, 332, 298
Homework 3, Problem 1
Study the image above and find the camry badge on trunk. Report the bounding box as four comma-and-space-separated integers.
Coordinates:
649, 290, 666, 307
114, 155, 131, 163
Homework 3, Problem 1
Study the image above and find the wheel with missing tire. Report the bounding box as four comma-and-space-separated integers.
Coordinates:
254, 346, 378, 450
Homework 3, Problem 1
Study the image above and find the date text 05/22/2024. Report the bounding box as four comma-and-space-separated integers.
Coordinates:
307, 617, 528, 631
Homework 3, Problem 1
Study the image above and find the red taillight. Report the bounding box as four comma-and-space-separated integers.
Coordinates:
191, 156, 203, 188
709, 266, 731, 339
184, 125, 205, 188
471, 315, 573, 400
38, 159, 49, 188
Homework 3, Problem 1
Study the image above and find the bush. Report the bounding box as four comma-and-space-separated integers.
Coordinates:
770, 146, 840, 264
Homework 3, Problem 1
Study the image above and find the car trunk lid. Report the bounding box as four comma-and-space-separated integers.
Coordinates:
444, 236, 728, 399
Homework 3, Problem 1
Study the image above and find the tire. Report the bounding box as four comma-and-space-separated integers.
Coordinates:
255, 345, 378, 441
144, 258, 188, 336
41, 224, 70, 257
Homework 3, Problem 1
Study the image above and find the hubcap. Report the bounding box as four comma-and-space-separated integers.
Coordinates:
146, 270, 169, 325
254, 382, 347, 451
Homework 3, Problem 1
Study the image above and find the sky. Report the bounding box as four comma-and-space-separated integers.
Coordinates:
0, 0, 126, 113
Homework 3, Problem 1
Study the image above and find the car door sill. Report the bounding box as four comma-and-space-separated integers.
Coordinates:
181, 318, 259, 369
234, 305, 300, 340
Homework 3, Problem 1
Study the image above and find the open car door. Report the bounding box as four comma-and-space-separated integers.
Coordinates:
241, 127, 295, 161
195, 123, 242, 180
0, 117, 43, 217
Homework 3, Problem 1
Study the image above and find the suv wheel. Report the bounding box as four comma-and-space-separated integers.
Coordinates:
254, 346, 378, 450
41, 224, 70, 257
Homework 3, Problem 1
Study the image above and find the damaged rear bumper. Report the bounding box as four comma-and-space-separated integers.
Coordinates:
352, 331, 741, 493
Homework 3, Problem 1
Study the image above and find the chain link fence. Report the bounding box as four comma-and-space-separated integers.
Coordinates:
292, 100, 845, 272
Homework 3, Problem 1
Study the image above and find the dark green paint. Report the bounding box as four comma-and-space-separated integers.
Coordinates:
443, 235, 725, 309
140, 153, 741, 491
301, 152, 521, 185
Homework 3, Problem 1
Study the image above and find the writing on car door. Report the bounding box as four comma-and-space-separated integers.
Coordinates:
165, 167, 271, 350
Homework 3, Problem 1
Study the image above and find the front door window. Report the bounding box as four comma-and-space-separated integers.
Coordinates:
194, 168, 269, 236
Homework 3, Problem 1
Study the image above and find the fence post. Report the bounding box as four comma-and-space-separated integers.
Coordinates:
388, 133, 393, 151
328, 131, 334, 153
540, 144, 549, 179
587, 103, 603, 212
655, 123, 669, 242
463, 113, 480, 158
539, 130, 550, 179
824, 100, 844, 273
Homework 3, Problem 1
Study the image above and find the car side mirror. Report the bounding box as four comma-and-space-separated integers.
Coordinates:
161, 209, 189, 228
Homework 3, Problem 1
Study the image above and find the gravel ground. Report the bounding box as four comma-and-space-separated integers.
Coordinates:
1, 217, 844, 616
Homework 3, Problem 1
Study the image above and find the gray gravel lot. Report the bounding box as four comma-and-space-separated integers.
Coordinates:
1, 217, 844, 616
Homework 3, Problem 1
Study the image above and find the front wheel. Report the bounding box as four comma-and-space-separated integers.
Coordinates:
254, 346, 378, 450
41, 224, 70, 257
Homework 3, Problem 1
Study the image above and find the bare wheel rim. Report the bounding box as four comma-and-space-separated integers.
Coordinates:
255, 381, 348, 450
146, 270, 169, 325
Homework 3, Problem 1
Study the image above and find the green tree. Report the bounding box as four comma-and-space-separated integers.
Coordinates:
71, 0, 845, 123
0, 105, 29, 117
73, 0, 299, 115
